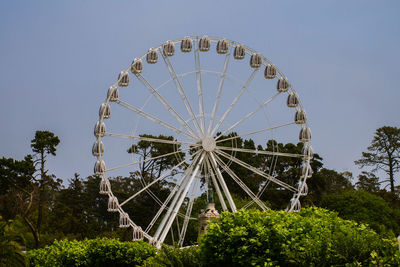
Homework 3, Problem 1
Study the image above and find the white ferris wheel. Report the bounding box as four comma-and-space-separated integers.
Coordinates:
93, 36, 313, 248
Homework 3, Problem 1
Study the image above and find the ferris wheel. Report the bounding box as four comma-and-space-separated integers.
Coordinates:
93, 36, 313, 248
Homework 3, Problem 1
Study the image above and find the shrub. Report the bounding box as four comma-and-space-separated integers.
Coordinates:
26, 237, 156, 267
320, 190, 400, 235
142, 245, 201, 267
0, 217, 26, 267
200, 207, 400, 266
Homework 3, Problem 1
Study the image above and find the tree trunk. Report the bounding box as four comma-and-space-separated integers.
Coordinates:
23, 216, 40, 249
389, 161, 395, 193
35, 150, 45, 248
23, 192, 41, 249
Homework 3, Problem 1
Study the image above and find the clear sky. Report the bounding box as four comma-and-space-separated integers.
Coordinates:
1, 0, 399, 186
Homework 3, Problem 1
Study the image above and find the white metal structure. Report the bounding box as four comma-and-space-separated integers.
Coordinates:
93, 36, 313, 248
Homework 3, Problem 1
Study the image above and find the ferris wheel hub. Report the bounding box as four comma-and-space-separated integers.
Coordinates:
202, 136, 216, 152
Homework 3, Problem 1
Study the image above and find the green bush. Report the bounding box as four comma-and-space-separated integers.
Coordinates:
0, 217, 26, 267
26, 237, 156, 267
200, 207, 400, 266
142, 245, 201, 267
320, 190, 400, 235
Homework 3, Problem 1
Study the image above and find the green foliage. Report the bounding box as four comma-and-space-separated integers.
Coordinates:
0, 217, 27, 267
142, 245, 201, 267
26, 238, 156, 267
31, 130, 60, 156
304, 168, 354, 205
200, 208, 400, 266
0, 156, 35, 220
356, 171, 381, 192
320, 190, 400, 235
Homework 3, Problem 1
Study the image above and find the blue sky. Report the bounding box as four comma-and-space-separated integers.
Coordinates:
0, 0, 399, 186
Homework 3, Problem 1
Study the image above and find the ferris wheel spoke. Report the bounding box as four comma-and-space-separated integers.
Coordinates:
146, 170, 190, 234
210, 69, 259, 136
106, 147, 191, 172
208, 152, 237, 212
105, 133, 200, 147
157, 153, 206, 245
137, 170, 192, 219
257, 179, 273, 198
160, 51, 203, 136
194, 44, 206, 135
204, 155, 228, 211
116, 99, 196, 141
215, 146, 302, 159
148, 153, 201, 234
135, 73, 201, 140
119, 153, 196, 207
138, 176, 165, 207
208, 47, 232, 135
216, 122, 295, 144
215, 149, 298, 193
212, 153, 268, 211
178, 169, 201, 247
204, 155, 227, 211
242, 199, 256, 209
215, 92, 280, 140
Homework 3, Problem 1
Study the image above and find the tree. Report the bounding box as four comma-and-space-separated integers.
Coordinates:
0, 156, 35, 220
260, 140, 323, 209
27, 130, 61, 248
127, 134, 185, 183
355, 126, 400, 192
50, 173, 91, 239
305, 168, 353, 206
356, 171, 380, 192
320, 190, 400, 235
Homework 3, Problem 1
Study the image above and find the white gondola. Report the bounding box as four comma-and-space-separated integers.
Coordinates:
301, 163, 313, 178
180, 37, 192, 53
299, 126, 312, 142
233, 44, 245, 59
108, 196, 119, 212
133, 226, 144, 241
199, 36, 211, 52
287, 93, 299, 108
92, 140, 104, 156
277, 77, 290, 92
99, 103, 111, 119
118, 71, 130, 87
119, 212, 130, 228
131, 58, 143, 74
302, 144, 313, 159
264, 64, 277, 79
94, 121, 106, 137
163, 41, 175, 57
146, 48, 158, 64
250, 53, 262, 68
94, 160, 106, 175
216, 39, 228, 54
99, 178, 110, 195
294, 109, 306, 124
107, 86, 119, 102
